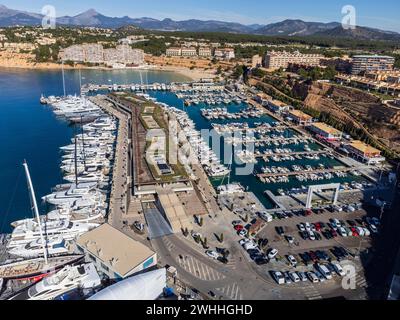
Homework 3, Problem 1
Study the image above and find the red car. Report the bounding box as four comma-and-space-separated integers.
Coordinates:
304, 209, 312, 216
309, 251, 318, 261
351, 227, 359, 237
331, 229, 338, 237
234, 225, 244, 231
314, 223, 322, 232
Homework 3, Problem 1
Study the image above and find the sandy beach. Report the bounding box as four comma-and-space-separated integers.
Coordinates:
0, 51, 216, 81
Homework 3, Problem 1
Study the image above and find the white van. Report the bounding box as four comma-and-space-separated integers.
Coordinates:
316, 264, 333, 280
331, 263, 346, 276
307, 272, 319, 283
272, 271, 285, 285
258, 211, 273, 222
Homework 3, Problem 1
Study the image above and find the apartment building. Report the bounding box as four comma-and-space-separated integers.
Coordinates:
252, 55, 263, 68
1, 42, 36, 52
198, 47, 212, 57
264, 51, 324, 69
214, 48, 235, 60
181, 47, 197, 57
166, 47, 182, 56
60, 43, 144, 66
351, 55, 395, 75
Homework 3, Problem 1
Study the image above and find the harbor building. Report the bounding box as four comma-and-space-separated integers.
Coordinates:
76, 224, 157, 280
166, 47, 182, 57
351, 55, 395, 75
344, 140, 385, 164
288, 110, 313, 125
309, 122, 343, 141
264, 51, 323, 70
268, 100, 290, 114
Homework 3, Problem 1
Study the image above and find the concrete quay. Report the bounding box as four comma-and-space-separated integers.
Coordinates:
89, 96, 130, 226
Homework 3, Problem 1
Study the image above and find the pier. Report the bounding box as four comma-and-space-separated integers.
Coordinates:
256, 165, 368, 179
89, 96, 131, 225
255, 150, 331, 158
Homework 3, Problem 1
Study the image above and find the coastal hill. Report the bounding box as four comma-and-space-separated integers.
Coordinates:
1, 4, 400, 42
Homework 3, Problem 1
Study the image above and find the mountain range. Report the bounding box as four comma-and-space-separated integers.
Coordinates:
1, 4, 400, 42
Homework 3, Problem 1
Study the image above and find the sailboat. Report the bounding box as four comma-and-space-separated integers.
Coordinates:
0, 161, 83, 281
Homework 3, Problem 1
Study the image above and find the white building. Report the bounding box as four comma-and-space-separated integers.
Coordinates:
76, 224, 157, 280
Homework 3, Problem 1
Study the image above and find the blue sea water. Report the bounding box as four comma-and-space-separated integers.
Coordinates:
147, 91, 366, 210
0, 68, 189, 233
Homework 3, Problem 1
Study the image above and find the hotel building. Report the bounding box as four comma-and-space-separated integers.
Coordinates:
198, 47, 212, 57
264, 51, 324, 69
351, 55, 395, 75
181, 47, 198, 57
166, 47, 182, 57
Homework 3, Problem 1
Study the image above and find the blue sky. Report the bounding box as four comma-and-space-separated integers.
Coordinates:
2, 0, 400, 32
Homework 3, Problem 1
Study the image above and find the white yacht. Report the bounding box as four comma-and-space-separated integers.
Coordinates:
9, 263, 101, 300
8, 236, 70, 258
8, 219, 99, 248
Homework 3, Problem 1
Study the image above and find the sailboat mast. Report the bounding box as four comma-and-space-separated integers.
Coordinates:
23, 161, 48, 265
79, 68, 82, 96
74, 131, 79, 186
62, 61, 66, 97
80, 116, 86, 168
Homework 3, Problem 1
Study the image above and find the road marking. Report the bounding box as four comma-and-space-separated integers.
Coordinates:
216, 283, 243, 300
177, 254, 225, 281
302, 285, 323, 300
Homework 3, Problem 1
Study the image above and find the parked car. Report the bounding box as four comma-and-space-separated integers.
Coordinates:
338, 227, 348, 237
309, 251, 318, 262
283, 272, 292, 284
297, 272, 308, 282
300, 231, 308, 240
271, 271, 285, 285
133, 221, 145, 232
232, 220, 242, 226
258, 211, 273, 222
307, 272, 319, 283
206, 250, 220, 260
234, 225, 244, 231
287, 255, 297, 267
254, 256, 269, 265
268, 248, 279, 259
308, 231, 316, 241
314, 270, 326, 282
243, 241, 258, 251
298, 223, 306, 232
275, 226, 285, 236
331, 262, 346, 276
289, 272, 300, 283
369, 224, 379, 234
315, 264, 333, 280
238, 229, 248, 237
285, 235, 295, 244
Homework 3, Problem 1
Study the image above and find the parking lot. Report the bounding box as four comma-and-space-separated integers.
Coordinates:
222, 198, 381, 287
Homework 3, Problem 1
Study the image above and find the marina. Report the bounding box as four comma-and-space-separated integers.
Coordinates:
0, 70, 393, 301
